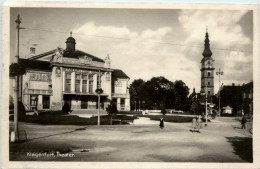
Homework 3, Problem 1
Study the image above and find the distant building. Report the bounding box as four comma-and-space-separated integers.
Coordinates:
219, 83, 242, 115
200, 29, 215, 96
242, 81, 253, 115
219, 82, 253, 115
10, 35, 130, 111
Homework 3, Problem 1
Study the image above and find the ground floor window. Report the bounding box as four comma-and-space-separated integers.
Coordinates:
30, 95, 38, 110
120, 98, 125, 108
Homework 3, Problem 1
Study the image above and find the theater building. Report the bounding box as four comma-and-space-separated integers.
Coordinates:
13, 35, 130, 111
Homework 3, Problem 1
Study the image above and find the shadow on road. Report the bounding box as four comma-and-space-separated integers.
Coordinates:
26, 127, 87, 142
226, 136, 253, 162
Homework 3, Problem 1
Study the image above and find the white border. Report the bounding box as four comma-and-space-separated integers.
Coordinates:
1, 2, 259, 169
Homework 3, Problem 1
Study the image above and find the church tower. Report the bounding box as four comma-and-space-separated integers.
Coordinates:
200, 29, 214, 96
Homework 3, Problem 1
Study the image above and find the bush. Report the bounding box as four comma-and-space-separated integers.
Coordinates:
62, 102, 71, 114
161, 105, 167, 115
106, 101, 118, 125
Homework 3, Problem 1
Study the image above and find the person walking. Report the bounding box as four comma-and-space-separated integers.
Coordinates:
190, 116, 197, 133
241, 116, 247, 129
159, 118, 164, 129
196, 116, 202, 133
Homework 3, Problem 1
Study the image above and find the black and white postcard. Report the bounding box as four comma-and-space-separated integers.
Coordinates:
1, 2, 259, 169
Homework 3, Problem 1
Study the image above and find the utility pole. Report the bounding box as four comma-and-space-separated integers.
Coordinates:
13, 14, 21, 142
97, 70, 101, 126
216, 68, 224, 116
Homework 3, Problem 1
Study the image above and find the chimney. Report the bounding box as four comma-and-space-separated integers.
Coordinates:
232, 83, 235, 86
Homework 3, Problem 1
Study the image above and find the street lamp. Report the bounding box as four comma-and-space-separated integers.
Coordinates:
95, 70, 103, 126
216, 69, 224, 116
11, 14, 22, 142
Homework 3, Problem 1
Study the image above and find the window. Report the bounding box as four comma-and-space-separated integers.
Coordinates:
106, 72, 110, 81
208, 72, 211, 77
89, 74, 93, 93
65, 73, 71, 92
208, 82, 210, 86
82, 74, 88, 93
30, 95, 38, 106
75, 74, 81, 92
97, 74, 101, 89
208, 91, 210, 95
120, 98, 125, 107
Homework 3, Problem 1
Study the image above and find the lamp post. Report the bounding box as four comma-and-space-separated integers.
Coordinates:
216, 68, 224, 116
12, 14, 22, 142
96, 70, 103, 126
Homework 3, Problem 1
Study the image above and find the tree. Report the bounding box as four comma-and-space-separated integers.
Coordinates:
173, 80, 190, 111
129, 79, 145, 110
129, 77, 190, 111
161, 104, 167, 115
106, 101, 118, 125
190, 94, 206, 115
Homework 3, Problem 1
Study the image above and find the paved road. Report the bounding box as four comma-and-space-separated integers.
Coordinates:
9, 117, 252, 162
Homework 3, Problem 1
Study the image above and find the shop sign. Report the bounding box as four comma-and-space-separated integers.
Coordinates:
30, 73, 51, 82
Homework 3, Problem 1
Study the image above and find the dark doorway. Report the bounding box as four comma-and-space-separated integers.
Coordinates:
81, 96, 88, 109
63, 95, 72, 107
42, 95, 50, 109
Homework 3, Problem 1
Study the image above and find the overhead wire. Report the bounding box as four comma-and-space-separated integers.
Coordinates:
22, 27, 253, 53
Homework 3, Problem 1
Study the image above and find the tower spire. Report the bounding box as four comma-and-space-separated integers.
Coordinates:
202, 27, 212, 57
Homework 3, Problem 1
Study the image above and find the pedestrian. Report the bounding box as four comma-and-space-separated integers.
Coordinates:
190, 116, 197, 133
196, 116, 202, 133
159, 118, 164, 129
241, 116, 247, 129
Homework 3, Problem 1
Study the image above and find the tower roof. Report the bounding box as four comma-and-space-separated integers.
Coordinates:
202, 29, 212, 58
66, 32, 76, 44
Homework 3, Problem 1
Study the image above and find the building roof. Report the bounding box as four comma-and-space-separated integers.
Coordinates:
63, 50, 104, 62
112, 69, 129, 79
19, 58, 51, 71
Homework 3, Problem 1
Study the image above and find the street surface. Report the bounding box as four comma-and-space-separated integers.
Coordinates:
9, 116, 252, 162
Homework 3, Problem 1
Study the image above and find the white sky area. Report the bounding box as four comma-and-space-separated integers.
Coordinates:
10, 8, 253, 94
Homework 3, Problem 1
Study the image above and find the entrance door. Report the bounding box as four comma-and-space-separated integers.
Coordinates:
63, 95, 72, 107
43, 96, 50, 109
81, 96, 88, 109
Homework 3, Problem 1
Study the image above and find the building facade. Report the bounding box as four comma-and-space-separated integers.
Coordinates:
11, 35, 130, 111
242, 81, 253, 115
200, 30, 215, 96
219, 82, 253, 115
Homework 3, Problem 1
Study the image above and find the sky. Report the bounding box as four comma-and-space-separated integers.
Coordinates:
10, 8, 253, 94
